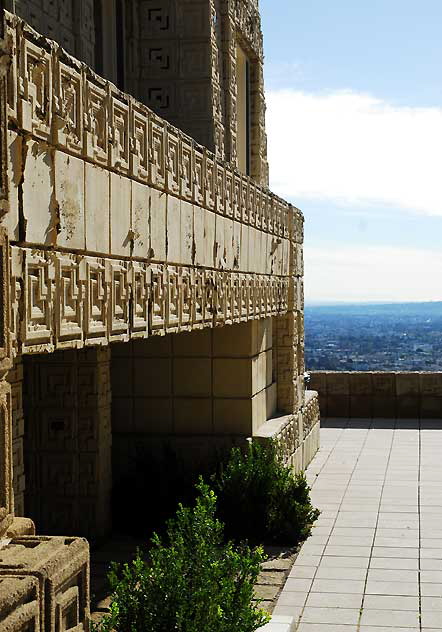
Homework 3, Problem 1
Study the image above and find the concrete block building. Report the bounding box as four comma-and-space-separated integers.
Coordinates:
0, 1, 320, 628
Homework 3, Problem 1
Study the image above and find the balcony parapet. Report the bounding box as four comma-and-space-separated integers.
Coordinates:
310, 371, 442, 419
254, 390, 320, 471
3, 11, 300, 243
1, 11, 305, 356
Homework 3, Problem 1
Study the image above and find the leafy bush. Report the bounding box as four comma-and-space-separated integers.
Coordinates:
212, 440, 320, 546
96, 481, 270, 632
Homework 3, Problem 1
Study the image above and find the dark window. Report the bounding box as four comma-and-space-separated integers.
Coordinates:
245, 57, 251, 176
94, 0, 103, 76
116, 0, 125, 90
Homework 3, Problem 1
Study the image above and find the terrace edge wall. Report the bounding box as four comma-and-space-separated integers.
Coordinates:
310, 371, 442, 419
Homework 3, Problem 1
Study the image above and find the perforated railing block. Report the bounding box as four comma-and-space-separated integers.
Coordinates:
0, 536, 90, 632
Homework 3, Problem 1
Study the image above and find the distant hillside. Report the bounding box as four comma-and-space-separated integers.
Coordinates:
304, 301, 442, 371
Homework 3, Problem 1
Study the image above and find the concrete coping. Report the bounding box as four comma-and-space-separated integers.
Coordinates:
254, 413, 294, 439
305, 390, 317, 405
260, 615, 296, 631
254, 390, 319, 440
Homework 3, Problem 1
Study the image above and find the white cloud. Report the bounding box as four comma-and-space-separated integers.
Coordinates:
304, 244, 442, 303
266, 90, 442, 216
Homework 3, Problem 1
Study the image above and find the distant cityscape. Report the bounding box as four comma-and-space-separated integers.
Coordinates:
305, 302, 442, 371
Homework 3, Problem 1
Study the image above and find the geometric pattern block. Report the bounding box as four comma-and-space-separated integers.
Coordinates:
0, 574, 40, 632
12, 248, 291, 356
7, 357, 25, 517
253, 390, 320, 471
0, 535, 89, 632
0, 380, 13, 519
23, 348, 111, 539
5, 10, 292, 242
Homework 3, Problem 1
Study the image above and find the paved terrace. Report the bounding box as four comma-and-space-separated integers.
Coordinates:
274, 418, 442, 631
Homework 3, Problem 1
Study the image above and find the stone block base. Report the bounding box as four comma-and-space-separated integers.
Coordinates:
254, 390, 321, 472
310, 371, 442, 419
0, 536, 90, 632
0, 575, 40, 631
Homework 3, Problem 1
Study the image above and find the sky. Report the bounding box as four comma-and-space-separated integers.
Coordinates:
260, 0, 442, 304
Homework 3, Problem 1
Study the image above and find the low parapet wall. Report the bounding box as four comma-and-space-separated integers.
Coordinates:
310, 371, 442, 419
255, 390, 320, 471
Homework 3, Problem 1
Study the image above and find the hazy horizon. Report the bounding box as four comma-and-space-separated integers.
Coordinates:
305, 299, 442, 307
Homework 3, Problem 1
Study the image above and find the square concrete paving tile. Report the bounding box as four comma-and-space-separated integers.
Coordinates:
310, 578, 365, 594
363, 595, 419, 610
422, 596, 442, 610
311, 526, 334, 536
340, 504, 380, 511
421, 584, 442, 597
367, 569, 418, 583
300, 544, 327, 556
300, 607, 360, 625
422, 571, 442, 583
373, 537, 418, 548
365, 581, 418, 596
288, 566, 317, 579
359, 609, 419, 628
421, 549, 442, 560
294, 555, 321, 567
369, 557, 418, 570
377, 512, 418, 520
335, 516, 378, 528
315, 566, 366, 580
378, 508, 418, 517
324, 545, 372, 557
421, 540, 442, 549
271, 604, 303, 618
305, 536, 329, 546
282, 578, 313, 592
319, 555, 370, 568
332, 527, 376, 537
274, 591, 307, 607
306, 592, 363, 608
375, 529, 419, 538
372, 547, 419, 558
421, 612, 442, 628
328, 535, 374, 546
422, 530, 442, 539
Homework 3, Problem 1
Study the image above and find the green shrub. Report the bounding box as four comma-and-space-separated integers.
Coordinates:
96, 481, 270, 632
212, 440, 320, 546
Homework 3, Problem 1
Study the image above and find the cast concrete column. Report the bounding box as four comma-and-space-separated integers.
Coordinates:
275, 207, 305, 416
0, 227, 14, 537
275, 310, 304, 414
7, 356, 25, 516
0, 377, 13, 536
24, 347, 112, 540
